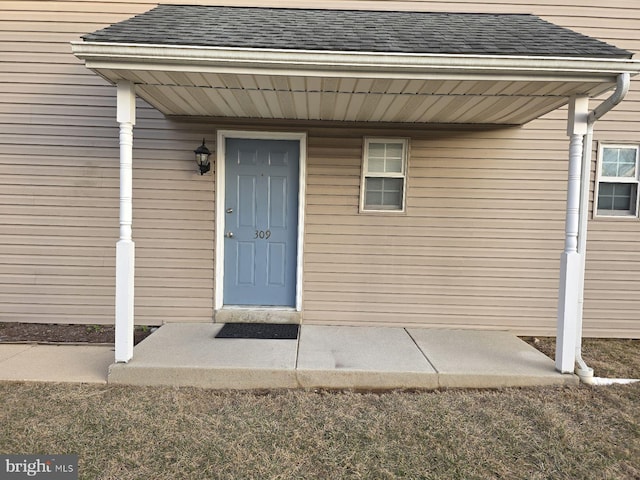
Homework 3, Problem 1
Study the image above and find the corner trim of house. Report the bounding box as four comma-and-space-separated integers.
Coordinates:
214, 129, 307, 312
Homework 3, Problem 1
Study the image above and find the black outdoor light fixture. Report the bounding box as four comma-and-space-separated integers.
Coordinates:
194, 138, 211, 175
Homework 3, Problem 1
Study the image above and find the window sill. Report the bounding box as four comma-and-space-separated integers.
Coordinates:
592, 214, 639, 221
359, 208, 407, 215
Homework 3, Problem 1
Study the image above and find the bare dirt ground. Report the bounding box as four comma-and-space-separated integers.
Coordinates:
0, 322, 153, 345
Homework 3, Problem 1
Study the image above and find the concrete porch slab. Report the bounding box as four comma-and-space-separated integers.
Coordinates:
108, 323, 299, 389
106, 324, 577, 389
408, 329, 578, 388
296, 325, 438, 389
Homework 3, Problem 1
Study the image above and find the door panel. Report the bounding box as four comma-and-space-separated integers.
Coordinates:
267, 242, 287, 287
237, 175, 257, 227
224, 138, 299, 306
236, 242, 256, 286
268, 176, 288, 228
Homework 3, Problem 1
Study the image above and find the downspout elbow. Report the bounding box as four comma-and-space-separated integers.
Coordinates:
588, 73, 630, 125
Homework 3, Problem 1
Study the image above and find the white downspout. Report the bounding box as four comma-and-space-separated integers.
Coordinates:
575, 73, 635, 384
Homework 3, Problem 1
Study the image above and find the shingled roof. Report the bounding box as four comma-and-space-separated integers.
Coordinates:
82, 5, 632, 58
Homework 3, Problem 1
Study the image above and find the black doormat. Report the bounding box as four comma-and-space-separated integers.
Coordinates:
215, 323, 300, 340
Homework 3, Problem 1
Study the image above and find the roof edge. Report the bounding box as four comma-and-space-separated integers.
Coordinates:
71, 41, 640, 81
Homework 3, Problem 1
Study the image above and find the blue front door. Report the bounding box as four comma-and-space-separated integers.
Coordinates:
223, 138, 299, 306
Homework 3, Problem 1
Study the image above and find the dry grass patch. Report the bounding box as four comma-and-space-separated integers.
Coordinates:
1, 383, 639, 479
522, 337, 640, 378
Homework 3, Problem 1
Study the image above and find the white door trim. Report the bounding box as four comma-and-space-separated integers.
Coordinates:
215, 130, 307, 312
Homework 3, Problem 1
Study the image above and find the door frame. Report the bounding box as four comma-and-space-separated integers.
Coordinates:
215, 130, 307, 312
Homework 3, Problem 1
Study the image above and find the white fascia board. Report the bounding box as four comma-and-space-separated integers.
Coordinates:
71, 42, 640, 82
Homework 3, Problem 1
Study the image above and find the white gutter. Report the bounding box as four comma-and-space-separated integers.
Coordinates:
575, 73, 639, 385
71, 42, 640, 80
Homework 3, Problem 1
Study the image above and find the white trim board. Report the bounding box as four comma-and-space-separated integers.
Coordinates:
215, 130, 307, 312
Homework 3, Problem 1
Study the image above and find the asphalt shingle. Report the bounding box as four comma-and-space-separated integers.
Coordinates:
82, 5, 632, 58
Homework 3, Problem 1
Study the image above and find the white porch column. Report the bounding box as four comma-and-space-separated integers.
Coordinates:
115, 80, 136, 363
556, 96, 589, 373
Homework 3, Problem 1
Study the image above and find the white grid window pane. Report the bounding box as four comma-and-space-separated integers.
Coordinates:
385, 157, 403, 173
364, 177, 403, 210
597, 182, 637, 215
368, 157, 385, 172
385, 143, 404, 159
367, 142, 404, 173
368, 143, 386, 159
602, 147, 637, 178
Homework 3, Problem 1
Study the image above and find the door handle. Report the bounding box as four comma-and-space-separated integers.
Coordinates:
225, 231, 234, 238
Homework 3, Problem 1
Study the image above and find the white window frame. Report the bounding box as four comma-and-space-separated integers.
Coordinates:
594, 143, 640, 218
359, 137, 409, 213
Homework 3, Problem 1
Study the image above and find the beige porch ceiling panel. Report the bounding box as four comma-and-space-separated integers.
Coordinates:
94, 67, 618, 124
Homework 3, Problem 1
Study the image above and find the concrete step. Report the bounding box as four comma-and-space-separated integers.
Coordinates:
214, 308, 301, 324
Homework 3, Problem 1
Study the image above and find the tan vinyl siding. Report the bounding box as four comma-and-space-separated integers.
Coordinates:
302, 127, 565, 334
0, 1, 217, 325
1, 1, 639, 337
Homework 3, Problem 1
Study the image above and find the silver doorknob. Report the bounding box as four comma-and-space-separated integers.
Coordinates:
225, 231, 234, 238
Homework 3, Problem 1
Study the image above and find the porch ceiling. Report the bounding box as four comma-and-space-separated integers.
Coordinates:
89, 65, 620, 125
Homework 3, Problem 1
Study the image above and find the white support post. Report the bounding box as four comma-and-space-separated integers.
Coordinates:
115, 80, 136, 363
556, 96, 589, 373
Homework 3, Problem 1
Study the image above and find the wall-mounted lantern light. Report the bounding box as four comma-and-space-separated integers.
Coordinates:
194, 138, 211, 175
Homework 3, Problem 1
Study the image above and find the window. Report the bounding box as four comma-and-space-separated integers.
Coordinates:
595, 145, 639, 217
360, 138, 408, 212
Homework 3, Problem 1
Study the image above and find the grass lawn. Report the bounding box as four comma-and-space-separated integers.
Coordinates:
1, 339, 638, 479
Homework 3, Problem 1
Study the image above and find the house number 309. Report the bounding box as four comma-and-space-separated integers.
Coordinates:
254, 230, 271, 239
